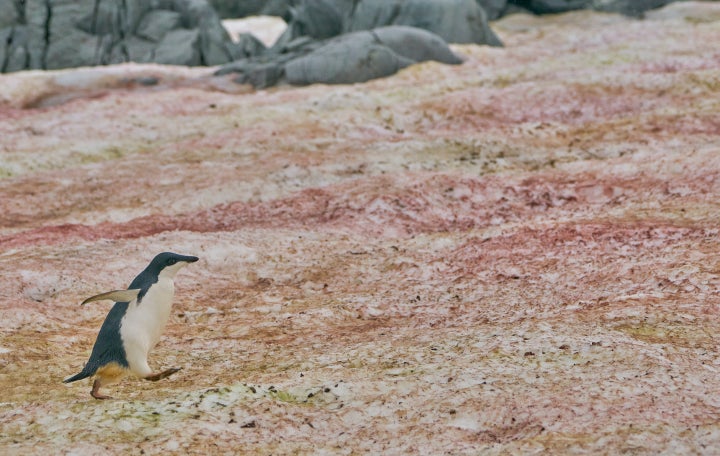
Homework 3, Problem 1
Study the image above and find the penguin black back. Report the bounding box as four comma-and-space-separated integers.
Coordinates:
63, 252, 199, 384
63, 301, 130, 383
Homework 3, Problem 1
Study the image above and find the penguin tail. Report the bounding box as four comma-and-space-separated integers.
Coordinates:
63, 370, 92, 383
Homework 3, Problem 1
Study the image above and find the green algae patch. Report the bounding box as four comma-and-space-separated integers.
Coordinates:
71, 145, 126, 165
614, 321, 714, 348
267, 386, 303, 404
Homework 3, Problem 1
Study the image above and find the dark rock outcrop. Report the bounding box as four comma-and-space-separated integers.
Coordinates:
0, 0, 257, 73
268, 0, 502, 47
478, 0, 510, 20
216, 25, 462, 88
591, 0, 677, 17
207, 0, 679, 22
510, 0, 592, 14
215, 0, 489, 88
208, 0, 292, 20
508, 0, 678, 16
347, 0, 502, 46
285, 26, 463, 85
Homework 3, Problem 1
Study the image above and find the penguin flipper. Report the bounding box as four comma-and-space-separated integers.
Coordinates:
81, 289, 141, 306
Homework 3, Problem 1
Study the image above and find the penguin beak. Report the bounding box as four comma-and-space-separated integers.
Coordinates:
183, 255, 199, 263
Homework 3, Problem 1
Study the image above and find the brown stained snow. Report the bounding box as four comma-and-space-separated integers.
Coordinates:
2, 3, 720, 454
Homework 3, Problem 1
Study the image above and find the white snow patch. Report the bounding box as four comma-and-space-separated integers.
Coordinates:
222, 16, 287, 47
449, 416, 481, 432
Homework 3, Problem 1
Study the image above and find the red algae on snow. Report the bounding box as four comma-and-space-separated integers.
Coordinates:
2, 2, 720, 455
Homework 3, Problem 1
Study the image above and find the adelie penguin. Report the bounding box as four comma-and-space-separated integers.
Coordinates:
64, 252, 199, 399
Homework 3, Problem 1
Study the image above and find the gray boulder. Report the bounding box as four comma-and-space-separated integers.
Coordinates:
372, 26, 464, 65
348, 0, 502, 46
508, 0, 680, 16
220, 25, 462, 87
271, 0, 502, 48
207, 0, 266, 18
478, 0, 510, 20
508, 0, 592, 14
591, 0, 677, 17
136, 10, 183, 43
269, 0, 354, 52
215, 46, 306, 88
0, 0, 254, 73
286, 38, 415, 86
0, 0, 18, 29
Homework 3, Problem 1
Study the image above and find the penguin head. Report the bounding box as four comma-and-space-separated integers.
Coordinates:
149, 252, 199, 279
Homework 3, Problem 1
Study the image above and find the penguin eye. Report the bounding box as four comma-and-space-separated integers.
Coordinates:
167, 258, 177, 266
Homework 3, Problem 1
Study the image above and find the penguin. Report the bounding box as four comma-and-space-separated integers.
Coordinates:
64, 252, 199, 399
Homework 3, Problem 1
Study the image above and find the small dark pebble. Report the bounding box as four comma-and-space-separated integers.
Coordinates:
241, 420, 257, 428
324, 387, 331, 393
136, 76, 159, 86
524, 351, 535, 357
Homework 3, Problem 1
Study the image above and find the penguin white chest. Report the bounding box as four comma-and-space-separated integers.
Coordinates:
121, 277, 175, 362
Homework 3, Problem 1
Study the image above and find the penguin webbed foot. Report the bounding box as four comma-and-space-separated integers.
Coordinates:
91, 379, 113, 400
144, 367, 181, 382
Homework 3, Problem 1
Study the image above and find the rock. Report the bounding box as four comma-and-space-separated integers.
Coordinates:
0, 0, 249, 73
207, 0, 266, 18
136, 10, 183, 43
230, 33, 269, 59
208, 0, 332, 22
0, 0, 18, 29
45, 1, 105, 69
123, 36, 157, 63
348, 0, 503, 45
270, 0, 343, 52
268, 0, 354, 52
508, 0, 680, 16
217, 25, 462, 88
154, 29, 202, 66
2, 26, 28, 73
478, 0, 510, 20
591, 0, 677, 17
503, 4, 533, 15
216, 59, 288, 88
260, 0, 295, 19
285, 26, 462, 86
20, 0, 49, 70
176, 0, 248, 66
271, 0, 502, 48
509, 0, 593, 15
284, 34, 414, 86
372, 26, 464, 65
287, 0, 345, 40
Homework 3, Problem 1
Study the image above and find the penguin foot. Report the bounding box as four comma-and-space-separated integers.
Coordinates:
144, 367, 182, 382
91, 379, 113, 400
